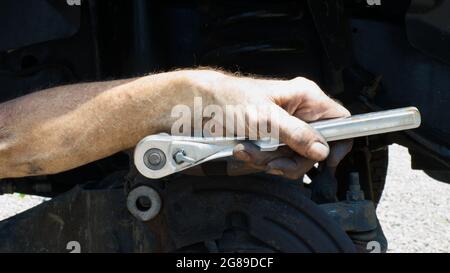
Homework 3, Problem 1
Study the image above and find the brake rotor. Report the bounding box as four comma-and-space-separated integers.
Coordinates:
141, 174, 356, 253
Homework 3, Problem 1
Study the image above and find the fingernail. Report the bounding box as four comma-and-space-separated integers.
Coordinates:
267, 168, 284, 176
235, 150, 251, 161
309, 142, 329, 161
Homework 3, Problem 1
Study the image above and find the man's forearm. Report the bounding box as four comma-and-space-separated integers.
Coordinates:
0, 68, 351, 181
0, 71, 214, 179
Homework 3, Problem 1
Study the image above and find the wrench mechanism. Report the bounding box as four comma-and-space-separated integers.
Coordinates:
134, 107, 421, 179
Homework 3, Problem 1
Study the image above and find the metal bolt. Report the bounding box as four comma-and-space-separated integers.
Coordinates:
143, 148, 166, 170
349, 173, 361, 191
148, 153, 162, 165
346, 172, 365, 202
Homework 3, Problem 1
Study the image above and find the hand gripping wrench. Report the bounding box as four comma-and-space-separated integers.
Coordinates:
134, 107, 421, 179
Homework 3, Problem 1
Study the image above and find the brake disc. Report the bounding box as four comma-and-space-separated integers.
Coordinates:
135, 175, 357, 253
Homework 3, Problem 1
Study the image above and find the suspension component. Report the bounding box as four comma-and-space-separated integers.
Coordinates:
127, 186, 162, 222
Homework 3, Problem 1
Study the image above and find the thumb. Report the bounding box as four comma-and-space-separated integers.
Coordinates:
273, 107, 330, 162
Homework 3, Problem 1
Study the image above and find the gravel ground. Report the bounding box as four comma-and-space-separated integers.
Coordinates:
377, 144, 450, 253
0, 195, 50, 220
0, 144, 449, 252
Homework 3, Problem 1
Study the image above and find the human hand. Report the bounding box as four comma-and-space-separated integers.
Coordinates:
183, 70, 352, 179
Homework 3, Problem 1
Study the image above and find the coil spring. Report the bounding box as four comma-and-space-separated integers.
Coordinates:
198, 0, 323, 79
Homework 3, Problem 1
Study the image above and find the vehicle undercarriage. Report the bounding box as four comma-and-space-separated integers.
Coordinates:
0, 0, 449, 253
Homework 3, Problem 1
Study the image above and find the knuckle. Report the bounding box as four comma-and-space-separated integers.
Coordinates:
303, 79, 322, 93
291, 76, 307, 83
292, 77, 321, 91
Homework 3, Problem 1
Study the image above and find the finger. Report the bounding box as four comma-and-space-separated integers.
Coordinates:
288, 78, 351, 121
274, 107, 330, 162
291, 94, 351, 122
233, 142, 294, 165
305, 96, 351, 121
266, 156, 316, 180
327, 140, 353, 168
226, 159, 262, 176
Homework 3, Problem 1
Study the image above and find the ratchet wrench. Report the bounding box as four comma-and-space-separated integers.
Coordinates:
134, 107, 421, 179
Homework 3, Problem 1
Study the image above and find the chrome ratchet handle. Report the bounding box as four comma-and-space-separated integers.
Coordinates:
134, 107, 421, 179
312, 106, 421, 141
257, 106, 421, 150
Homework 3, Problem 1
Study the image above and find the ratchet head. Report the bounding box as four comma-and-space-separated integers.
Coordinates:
134, 134, 241, 179
134, 134, 176, 179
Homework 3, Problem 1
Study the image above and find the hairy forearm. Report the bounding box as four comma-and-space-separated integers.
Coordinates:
0, 70, 217, 179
